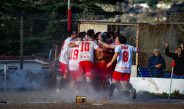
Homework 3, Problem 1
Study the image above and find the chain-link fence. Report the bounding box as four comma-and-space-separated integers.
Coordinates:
78, 21, 138, 65
78, 21, 184, 78
1, 13, 184, 78
0, 13, 116, 58
138, 23, 184, 78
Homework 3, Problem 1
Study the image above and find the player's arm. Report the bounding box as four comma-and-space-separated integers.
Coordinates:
107, 52, 119, 68
68, 42, 76, 47
94, 41, 105, 52
95, 47, 105, 52
98, 40, 117, 49
56, 43, 65, 61
136, 48, 141, 53
132, 45, 140, 53
68, 41, 80, 47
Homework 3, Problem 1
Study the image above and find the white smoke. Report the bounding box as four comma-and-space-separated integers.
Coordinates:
0, 70, 136, 103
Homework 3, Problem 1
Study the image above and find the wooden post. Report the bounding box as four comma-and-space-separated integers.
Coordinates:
136, 24, 139, 66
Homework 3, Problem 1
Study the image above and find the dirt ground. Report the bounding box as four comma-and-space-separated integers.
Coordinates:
0, 89, 184, 109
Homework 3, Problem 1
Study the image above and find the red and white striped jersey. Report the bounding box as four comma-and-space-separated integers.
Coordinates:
114, 44, 137, 73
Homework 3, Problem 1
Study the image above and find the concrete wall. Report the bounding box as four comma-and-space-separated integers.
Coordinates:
0, 62, 49, 70
0, 68, 183, 94
0, 69, 53, 90
130, 77, 184, 94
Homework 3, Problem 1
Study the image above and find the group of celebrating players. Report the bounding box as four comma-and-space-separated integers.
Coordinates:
58, 29, 138, 99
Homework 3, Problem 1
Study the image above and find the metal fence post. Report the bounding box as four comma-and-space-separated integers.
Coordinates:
168, 60, 175, 100
3, 63, 7, 91
20, 16, 24, 69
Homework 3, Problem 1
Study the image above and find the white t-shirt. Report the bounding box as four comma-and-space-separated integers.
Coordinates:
76, 41, 99, 62
114, 44, 137, 73
59, 37, 72, 64
68, 46, 79, 71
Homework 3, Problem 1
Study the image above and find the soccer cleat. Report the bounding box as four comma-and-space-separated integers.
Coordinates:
129, 88, 136, 99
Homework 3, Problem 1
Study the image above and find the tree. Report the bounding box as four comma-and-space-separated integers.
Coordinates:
0, 0, 129, 56
146, 0, 158, 9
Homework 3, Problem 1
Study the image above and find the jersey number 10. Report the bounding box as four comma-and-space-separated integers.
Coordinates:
81, 42, 90, 52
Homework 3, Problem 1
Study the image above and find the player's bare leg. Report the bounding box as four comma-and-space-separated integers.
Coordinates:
120, 81, 136, 99
108, 79, 118, 99
61, 73, 69, 87
86, 76, 92, 91
56, 74, 62, 93
85, 74, 96, 97
69, 79, 75, 91
56, 73, 69, 93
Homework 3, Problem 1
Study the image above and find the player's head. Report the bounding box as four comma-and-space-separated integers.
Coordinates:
100, 32, 114, 44
115, 35, 127, 45
68, 30, 77, 38
109, 32, 115, 41
78, 31, 86, 40
94, 32, 101, 40
86, 29, 95, 38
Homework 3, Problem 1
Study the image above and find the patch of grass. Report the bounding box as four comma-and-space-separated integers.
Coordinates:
152, 90, 184, 99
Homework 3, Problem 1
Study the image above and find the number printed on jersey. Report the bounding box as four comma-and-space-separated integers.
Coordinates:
70, 48, 79, 60
81, 42, 90, 52
122, 51, 129, 62
80, 42, 90, 59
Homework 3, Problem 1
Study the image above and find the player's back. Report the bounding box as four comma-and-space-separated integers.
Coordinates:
115, 44, 137, 72
69, 46, 79, 71
59, 37, 72, 63
78, 40, 99, 62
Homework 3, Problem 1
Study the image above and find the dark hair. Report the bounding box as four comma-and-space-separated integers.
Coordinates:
176, 46, 182, 51
94, 32, 101, 40
87, 29, 95, 38
68, 30, 77, 36
118, 35, 127, 44
109, 32, 115, 39
78, 31, 86, 39
100, 32, 113, 43
101, 32, 111, 38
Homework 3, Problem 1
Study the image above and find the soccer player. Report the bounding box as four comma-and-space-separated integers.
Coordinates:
106, 35, 137, 99
58, 31, 77, 90
68, 39, 81, 94
69, 29, 103, 94
78, 29, 100, 83
67, 32, 86, 94
94, 32, 114, 92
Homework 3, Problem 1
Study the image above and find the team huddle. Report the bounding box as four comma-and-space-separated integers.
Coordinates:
58, 29, 138, 99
